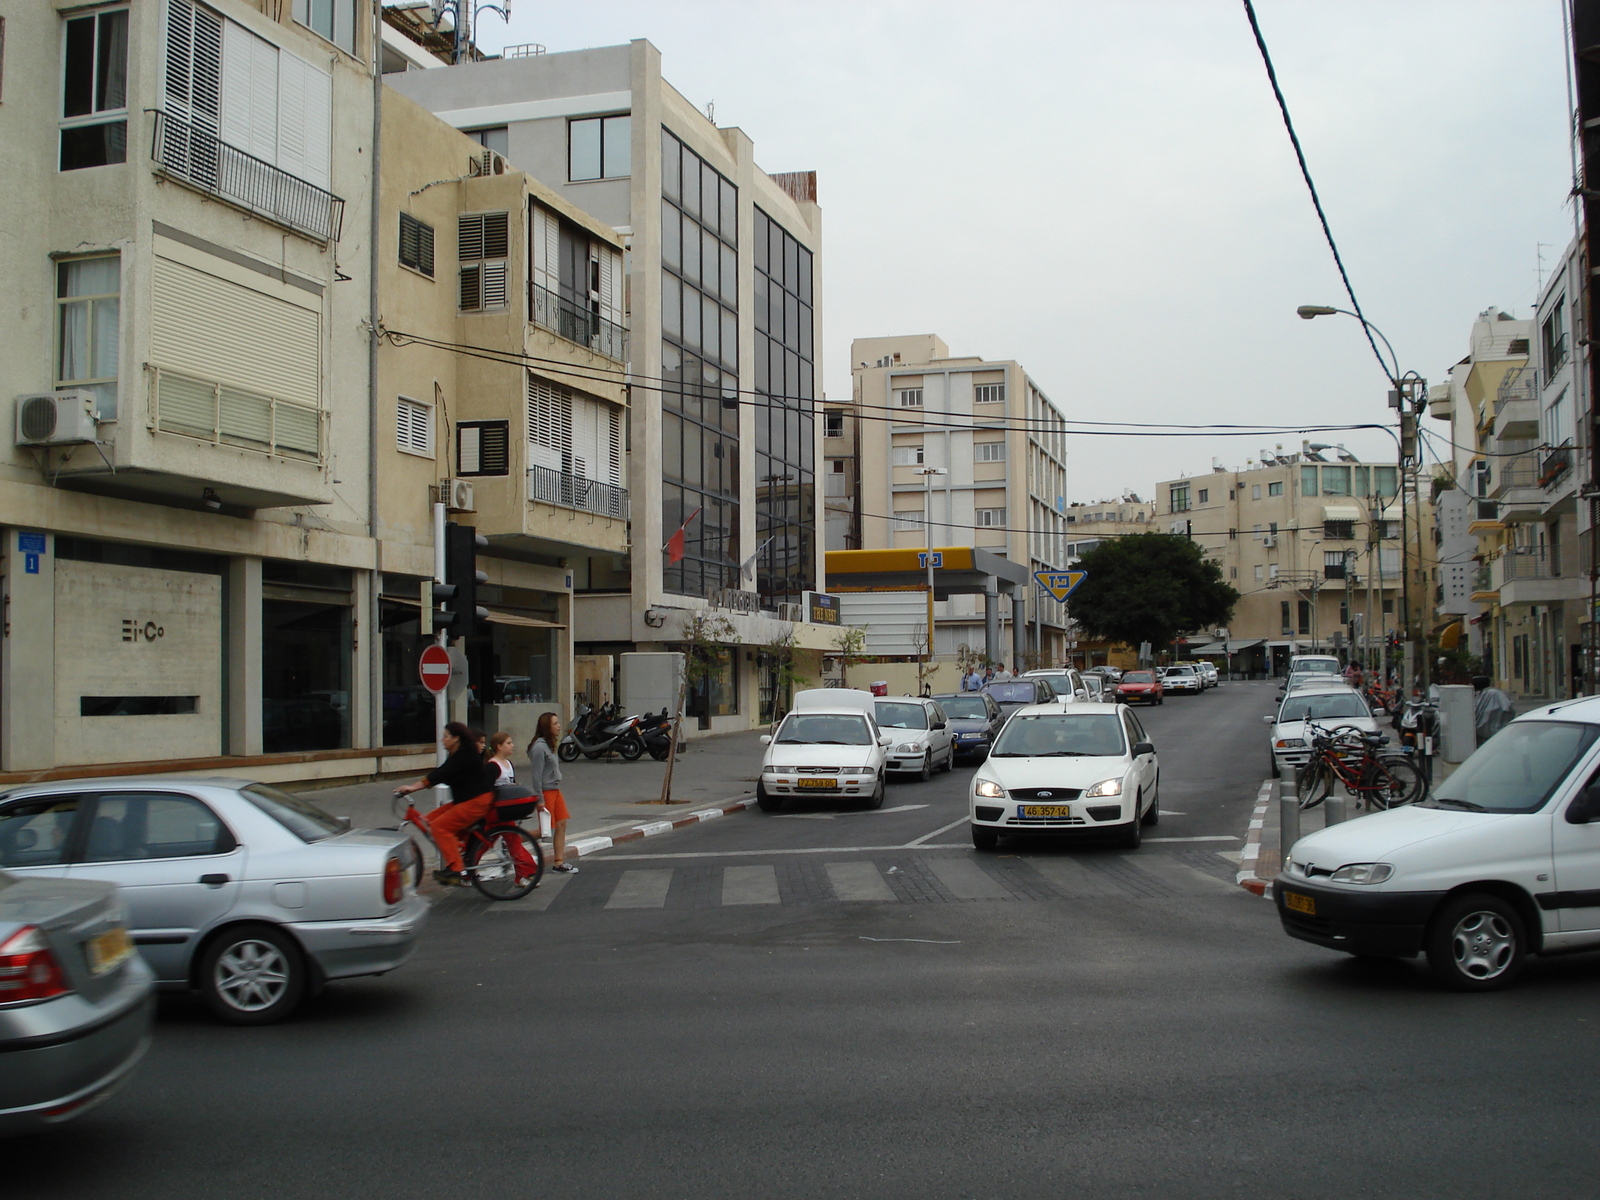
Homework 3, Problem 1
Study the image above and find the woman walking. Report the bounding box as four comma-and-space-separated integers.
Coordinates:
395, 721, 497, 887
529, 712, 577, 873
487, 731, 518, 787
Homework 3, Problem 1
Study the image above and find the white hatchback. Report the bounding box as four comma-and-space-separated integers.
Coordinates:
969, 702, 1159, 851
873, 697, 956, 780
1265, 684, 1380, 777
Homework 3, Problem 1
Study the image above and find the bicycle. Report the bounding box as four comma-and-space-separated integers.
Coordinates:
1363, 683, 1401, 717
1294, 719, 1426, 812
391, 789, 545, 901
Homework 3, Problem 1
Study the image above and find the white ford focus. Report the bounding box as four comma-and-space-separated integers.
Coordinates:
969, 702, 1159, 851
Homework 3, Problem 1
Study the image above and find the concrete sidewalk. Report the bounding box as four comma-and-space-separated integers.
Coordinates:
299, 728, 767, 851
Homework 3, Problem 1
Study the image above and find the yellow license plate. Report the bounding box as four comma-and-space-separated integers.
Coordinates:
1283, 891, 1316, 916
797, 778, 837, 788
86, 926, 134, 975
1020, 805, 1073, 818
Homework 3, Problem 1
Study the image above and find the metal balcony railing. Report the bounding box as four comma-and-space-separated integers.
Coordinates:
1495, 364, 1538, 413
1503, 548, 1554, 581
147, 365, 323, 462
1541, 445, 1572, 488
530, 283, 627, 362
528, 464, 629, 520
151, 111, 345, 244
1472, 565, 1494, 593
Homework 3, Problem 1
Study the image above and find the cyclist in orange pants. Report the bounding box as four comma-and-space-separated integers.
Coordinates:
395, 721, 496, 886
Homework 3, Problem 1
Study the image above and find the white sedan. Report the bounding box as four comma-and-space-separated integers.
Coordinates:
1266, 685, 1381, 777
873, 697, 956, 780
969, 702, 1159, 850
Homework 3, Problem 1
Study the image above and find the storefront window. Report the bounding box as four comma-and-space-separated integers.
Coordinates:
380, 576, 434, 746
262, 562, 351, 752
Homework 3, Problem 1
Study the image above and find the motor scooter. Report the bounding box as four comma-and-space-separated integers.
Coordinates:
634, 709, 677, 761
559, 701, 645, 762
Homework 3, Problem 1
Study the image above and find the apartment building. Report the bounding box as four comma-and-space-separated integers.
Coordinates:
0, 0, 395, 779
387, 40, 837, 732
837, 334, 1072, 664
1064, 496, 1157, 559
1155, 449, 1421, 676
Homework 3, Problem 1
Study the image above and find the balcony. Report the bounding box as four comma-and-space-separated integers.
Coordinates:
151, 112, 345, 244
530, 283, 627, 363
1469, 563, 1497, 603
150, 366, 322, 461
1488, 451, 1543, 523
529, 464, 629, 520
1492, 365, 1539, 441
1497, 546, 1577, 607
1466, 497, 1502, 534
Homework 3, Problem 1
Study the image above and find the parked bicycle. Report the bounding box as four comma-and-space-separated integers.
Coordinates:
1294, 719, 1426, 812
391, 788, 544, 900
1363, 682, 1401, 717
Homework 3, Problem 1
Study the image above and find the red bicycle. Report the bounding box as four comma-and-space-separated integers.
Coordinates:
391, 790, 544, 901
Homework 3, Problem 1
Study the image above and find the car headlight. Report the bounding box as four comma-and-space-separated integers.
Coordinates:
895, 742, 920, 754
1083, 777, 1123, 798
840, 767, 874, 776
1274, 738, 1306, 749
761, 765, 782, 775
974, 779, 1004, 798
1329, 862, 1394, 885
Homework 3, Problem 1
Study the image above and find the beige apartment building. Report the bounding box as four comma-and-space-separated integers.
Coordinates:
833, 334, 1072, 665
1064, 497, 1158, 558
1155, 449, 1424, 677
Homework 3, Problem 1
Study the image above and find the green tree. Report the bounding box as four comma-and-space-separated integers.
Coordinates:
1068, 533, 1239, 651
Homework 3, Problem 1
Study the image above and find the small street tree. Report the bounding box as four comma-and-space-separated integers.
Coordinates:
1068, 533, 1239, 652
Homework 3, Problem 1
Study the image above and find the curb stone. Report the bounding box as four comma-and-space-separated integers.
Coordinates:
566, 795, 757, 860
1237, 778, 1274, 898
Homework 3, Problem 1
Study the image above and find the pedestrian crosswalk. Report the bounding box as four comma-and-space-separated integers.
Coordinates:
454, 848, 1243, 915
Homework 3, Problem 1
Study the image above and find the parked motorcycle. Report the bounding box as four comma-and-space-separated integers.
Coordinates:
558, 701, 645, 762
635, 708, 678, 761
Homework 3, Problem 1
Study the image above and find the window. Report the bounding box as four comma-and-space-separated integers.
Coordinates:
292, 0, 356, 54
1269, 563, 1279, 580
897, 388, 924, 408
83, 793, 233, 862
1544, 388, 1569, 449
1324, 550, 1348, 579
396, 397, 432, 456
1300, 465, 1319, 497
398, 212, 435, 278
1228, 528, 1237, 540
1197, 488, 1209, 504
1251, 484, 1261, 500
1321, 466, 1351, 496
60, 8, 128, 171
974, 383, 1005, 404
1280, 601, 1291, 634
891, 445, 924, 466
0, 796, 84, 868
468, 126, 508, 158
1543, 299, 1568, 376
1268, 480, 1283, 497
456, 420, 510, 477
975, 441, 1006, 462
894, 511, 924, 532
1255, 565, 1264, 581
976, 508, 1006, 528
1297, 600, 1312, 635
458, 212, 509, 310
1323, 520, 1354, 540
824, 410, 844, 438
1372, 466, 1398, 497
1169, 485, 1190, 513
57, 255, 121, 419
569, 113, 630, 181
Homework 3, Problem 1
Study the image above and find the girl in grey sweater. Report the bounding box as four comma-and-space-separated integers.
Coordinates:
528, 712, 575, 872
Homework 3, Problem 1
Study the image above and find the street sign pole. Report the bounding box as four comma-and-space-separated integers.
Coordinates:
432, 501, 448, 764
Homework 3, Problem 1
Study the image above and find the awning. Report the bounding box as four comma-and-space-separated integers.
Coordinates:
1438, 621, 1464, 650
1322, 505, 1362, 522
484, 608, 564, 629
1227, 638, 1266, 651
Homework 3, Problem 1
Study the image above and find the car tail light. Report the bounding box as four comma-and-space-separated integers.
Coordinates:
0, 926, 71, 1004
383, 856, 404, 905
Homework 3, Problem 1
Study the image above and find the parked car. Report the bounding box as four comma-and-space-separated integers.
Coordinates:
0, 779, 429, 1025
969, 702, 1159, 851
932, 692, 1005, 762
982, 678, 1058, 725
0, 868, 154, 1135
873, 697, 956, 780
1277, 655, 1344, 695
1081, 675, 1106, 701
758, 689, 889, 811
1187, 661, 1220, 688
1084, 666, 1123, 684
1114, 669, 1164, 705
1264, 684, 1379, 778
1275, 696, 1600, 991
1162, 665, 1203, 695
1022, 669, 1090, 702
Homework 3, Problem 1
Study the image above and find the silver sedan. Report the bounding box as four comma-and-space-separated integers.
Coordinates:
0, 779, 428, 1025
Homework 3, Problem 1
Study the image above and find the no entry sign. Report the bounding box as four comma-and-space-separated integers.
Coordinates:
419, 644, 452, 694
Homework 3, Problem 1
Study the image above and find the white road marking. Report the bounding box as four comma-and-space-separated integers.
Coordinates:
773, 813, 838, 820
925, 857, 1013, 900
722, 865, 781, 906
485, 871, 572, 911
842, 804, 930, 816
904, 816, 970, 847
1144, 835, 1239, 843
859, 937, 960, 944
605, 869, 673, 909
826, 861, 896, 901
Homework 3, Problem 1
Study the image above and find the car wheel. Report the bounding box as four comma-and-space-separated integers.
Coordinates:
1425, 893, 1527, 992
971, 823, 999, 851
1119, 799, 1143, 849
756, 783, 782, 813
939, 745, 954, 773
198, 924, 306, 1026
1141, 786, 1159, 826
862, 779, 885, 810
917, 753, 933, 782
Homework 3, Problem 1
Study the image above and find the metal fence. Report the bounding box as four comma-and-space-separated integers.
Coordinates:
528, 464, 629, 519
1502, 548, 1554, 581
151, 111, 345, 244
529, 283, 627, 362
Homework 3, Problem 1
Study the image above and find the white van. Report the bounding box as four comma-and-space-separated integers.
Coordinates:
758, 689, 890, 812
1276, 695, 1600, 991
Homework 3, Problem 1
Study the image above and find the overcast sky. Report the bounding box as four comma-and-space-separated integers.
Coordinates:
481, 1, 1574, 502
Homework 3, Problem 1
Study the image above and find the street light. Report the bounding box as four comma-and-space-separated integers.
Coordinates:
1297, 303, 1425, 692
915, 466, 948, 686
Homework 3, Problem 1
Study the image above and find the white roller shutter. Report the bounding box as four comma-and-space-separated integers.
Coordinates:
220, 19, 278, 163
597, 243, 623, 328
277, 51, 331, 191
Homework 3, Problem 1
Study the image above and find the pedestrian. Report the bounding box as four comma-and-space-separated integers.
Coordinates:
487, 731, 517, 787
528, 711, 577, 874
982, 665, 995, 687
992, 663, 1014, 683
1472, 675, 1515, 745
963, 666, 983, 692
394, 721, 497, 887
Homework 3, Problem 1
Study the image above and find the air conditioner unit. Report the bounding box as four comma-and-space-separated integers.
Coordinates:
1263, 534, 1277, 548
468, 151, 507, 177
442, 479, 475, 512
16, 392, 98, 446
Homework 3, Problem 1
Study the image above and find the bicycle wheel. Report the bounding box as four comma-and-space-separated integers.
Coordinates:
401, 836, 429, 890
1367, 756, 1425, 810
465, 824, 544, 900
1296, 761, 1334, 809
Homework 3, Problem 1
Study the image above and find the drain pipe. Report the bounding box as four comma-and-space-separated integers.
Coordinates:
367, 0, 384, 751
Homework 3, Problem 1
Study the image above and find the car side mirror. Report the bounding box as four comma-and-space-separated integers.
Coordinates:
878, 735, 894, 747
1567, 783, 1600, 825
1262, 715, 1275, 723
759, 734, 772, 745
1133, 741, 1155, 757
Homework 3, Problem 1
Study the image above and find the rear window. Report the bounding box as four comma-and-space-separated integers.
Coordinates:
776, 713, 874, 746
239, 784, 347, 842
1292, 660, 1342, 675
1122, 671, 1154, 683
1279, 694, 1369, 722
984, 683, 1038, 703
875, 702, 929, 730
937, 697, 989, 719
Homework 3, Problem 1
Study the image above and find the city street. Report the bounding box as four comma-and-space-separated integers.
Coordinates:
18, 682, 1600, 1198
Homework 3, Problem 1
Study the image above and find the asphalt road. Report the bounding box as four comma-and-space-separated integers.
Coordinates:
18, 681, 1600, 1198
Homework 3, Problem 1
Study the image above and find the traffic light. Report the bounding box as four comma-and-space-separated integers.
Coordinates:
431, 523, 489, 641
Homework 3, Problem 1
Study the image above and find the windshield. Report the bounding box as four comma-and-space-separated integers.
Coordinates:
1429, 720, 1600, 814
1167, 667, 1195, 677
1122, 671, 1155, 684
1279, 694, 1369, 722
776, 713, 874, 746
937, 697, 989, 719
1030, 674, 1073, 693
984, 683, 1037, 703
241, 784, 346, 842
875, 702, 928, 730
992, 713, 1127, 758
1292, 660, 1341, 675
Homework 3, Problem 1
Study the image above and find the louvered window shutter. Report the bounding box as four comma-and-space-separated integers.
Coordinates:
458, 213, 508, 309
608, 408, 623, 488
480, 261, 507, 308
482, 212, 509, 259
526, 374, 572, 471
458, 214, 484, 261
459, 264, 481, 311
400, 213, 434, 277
597, 245, 624, 328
